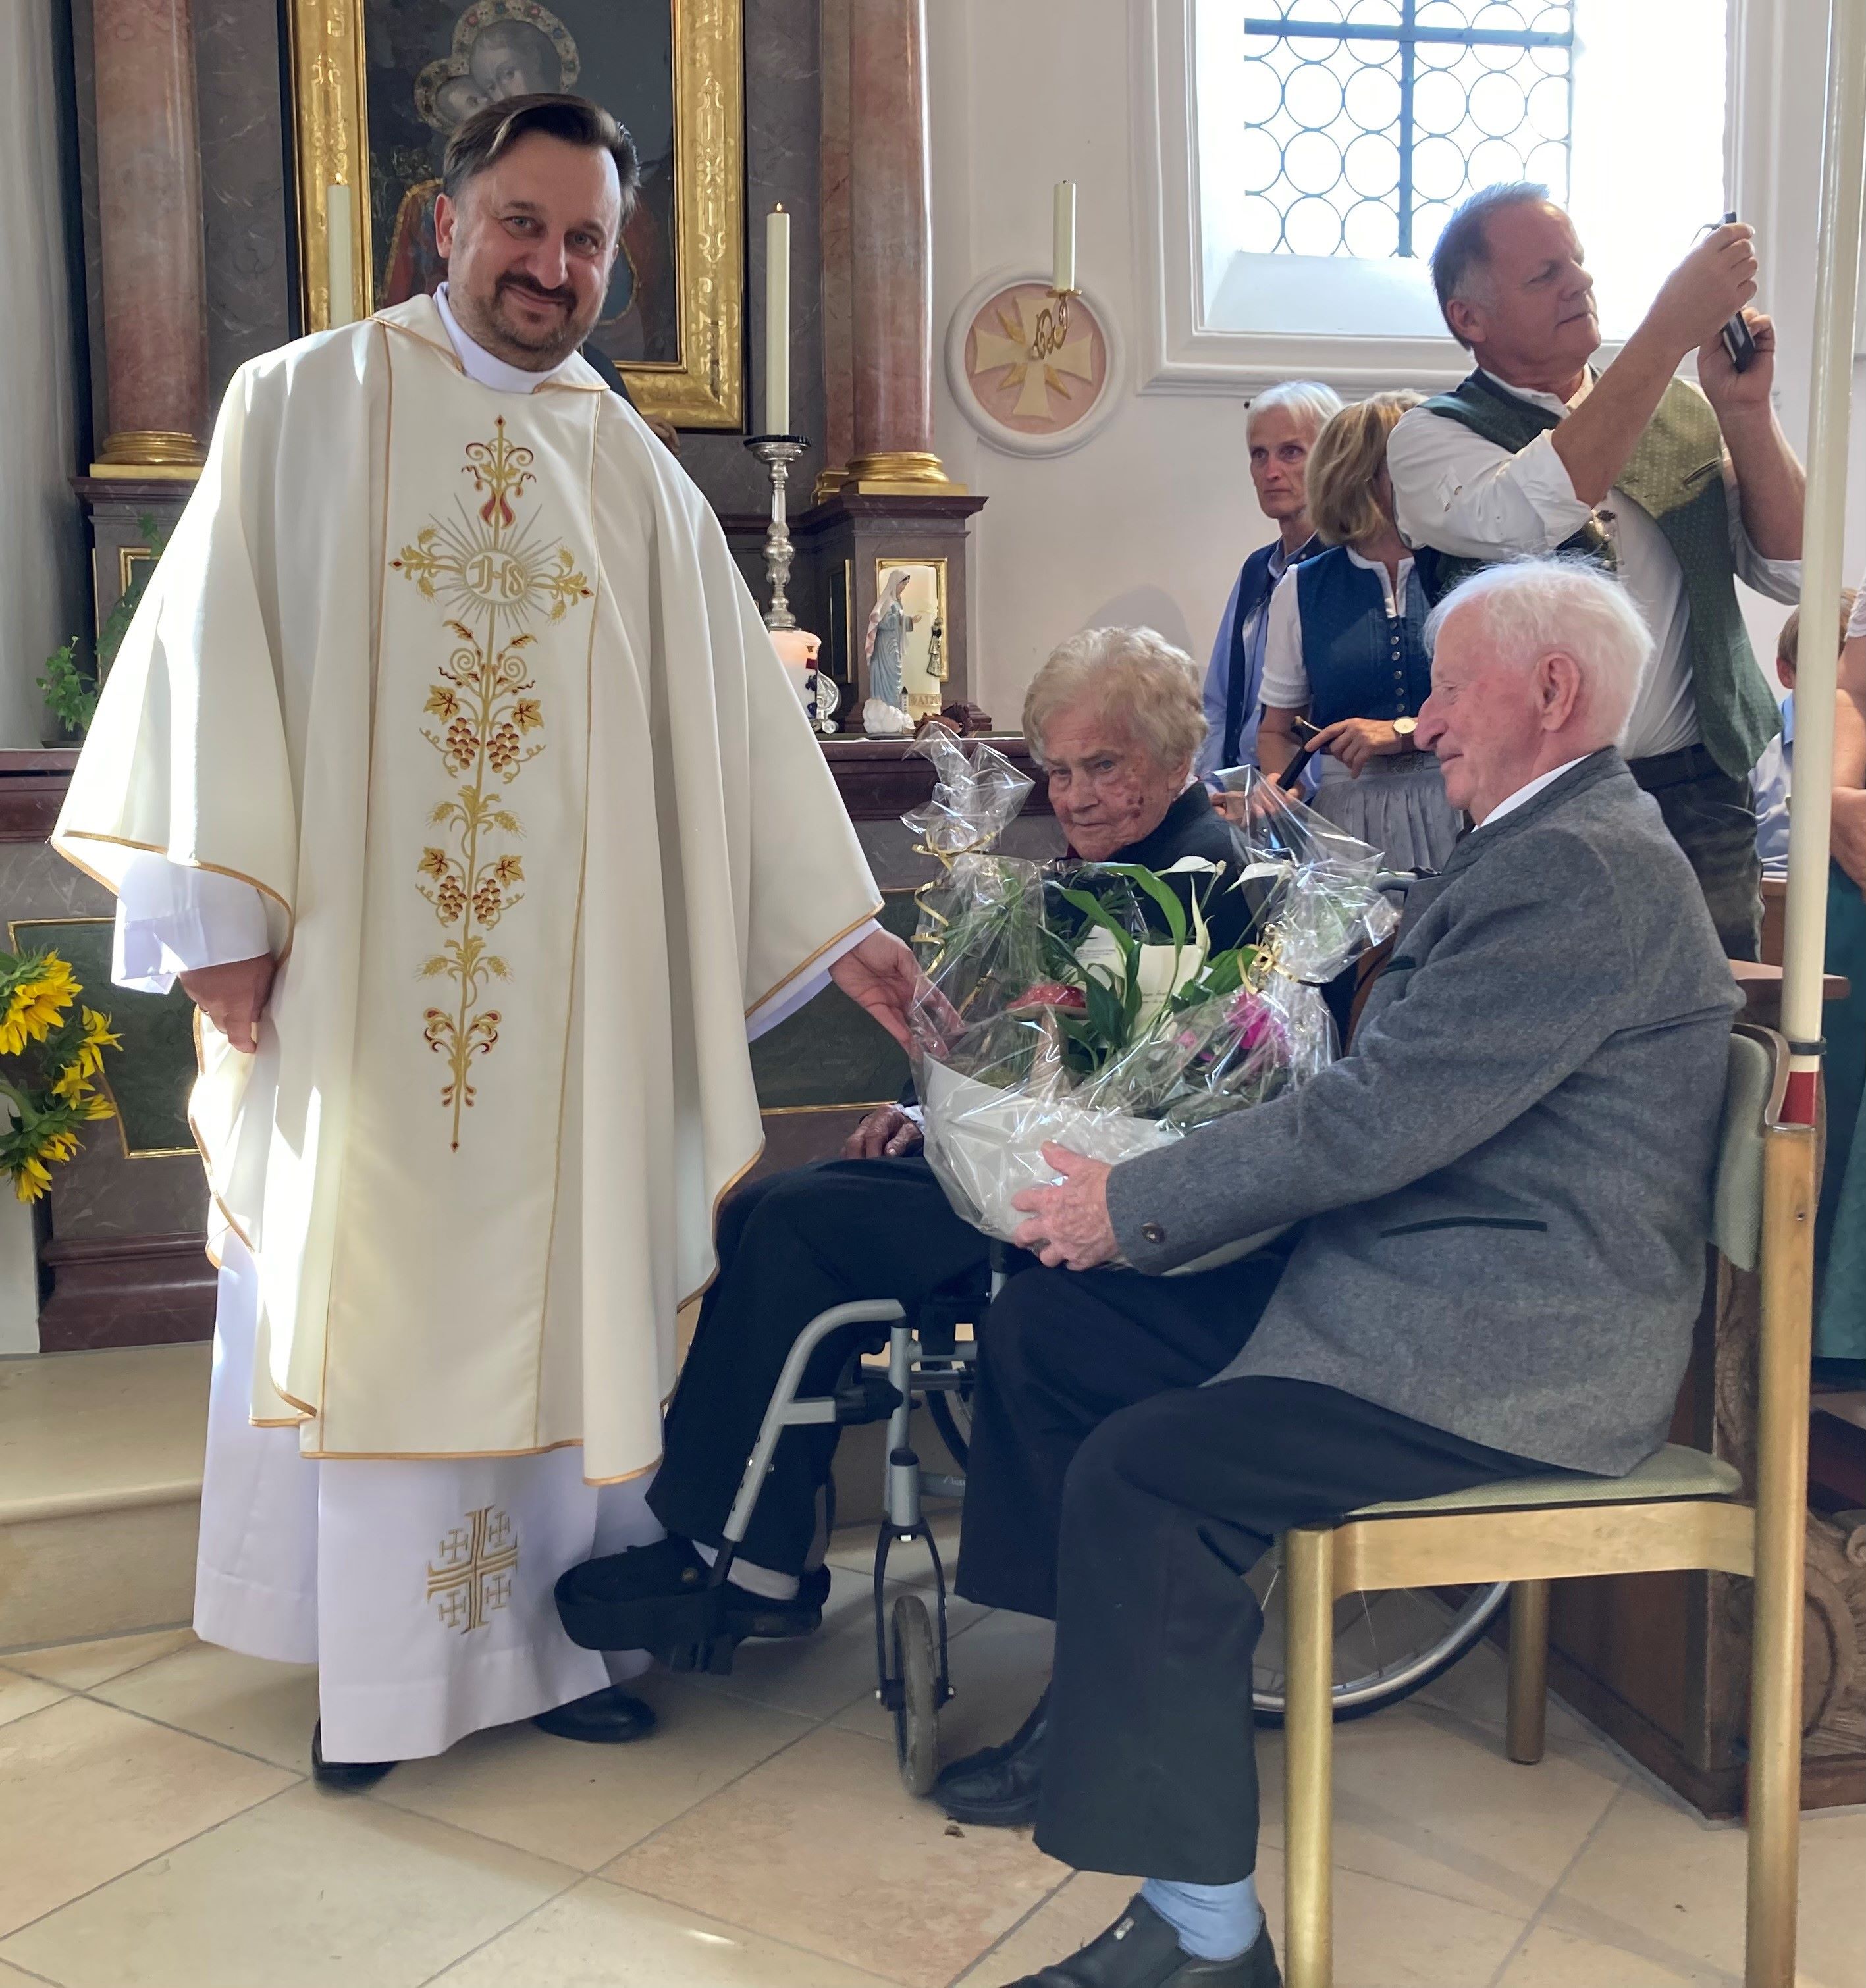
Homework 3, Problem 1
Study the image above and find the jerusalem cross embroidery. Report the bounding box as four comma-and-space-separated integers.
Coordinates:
391, 417, 593, 1147
425, 1504, 520, 1634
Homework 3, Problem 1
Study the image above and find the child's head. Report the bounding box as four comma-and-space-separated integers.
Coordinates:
1776, 587, 1857, 690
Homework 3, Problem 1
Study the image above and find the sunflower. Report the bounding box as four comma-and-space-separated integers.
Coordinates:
0, 956, 79, 1056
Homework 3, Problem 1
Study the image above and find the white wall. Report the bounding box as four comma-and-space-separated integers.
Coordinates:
0, 4, 84, 749
927, 0, 1866, 722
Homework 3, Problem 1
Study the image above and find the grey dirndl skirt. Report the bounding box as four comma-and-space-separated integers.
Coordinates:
1310, 751, 1463, 873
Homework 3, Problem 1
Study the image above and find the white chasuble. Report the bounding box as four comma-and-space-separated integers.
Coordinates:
55, 296, 883, 1486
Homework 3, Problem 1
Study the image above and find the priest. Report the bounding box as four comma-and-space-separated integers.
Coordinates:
53, 93, 919, 1784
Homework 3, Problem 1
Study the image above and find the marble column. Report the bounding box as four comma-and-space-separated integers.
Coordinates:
92, 0, 209, 468
843, 0, 957, 492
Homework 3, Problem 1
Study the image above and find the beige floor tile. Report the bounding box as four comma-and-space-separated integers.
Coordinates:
91, 1642, 319, 1771
608, 1725, 1064, 1988
0, 1670, 65, 1731
0, 1696, 294, 1939
1495, 1921, 1728, 1985
430, 1875, 903, 1985
0, 1781, 577, 1988
0, 1963, 53, 1984
1279, 1699, 1624, 1918
5, 1629, 197, 1692
373, 1673, 813, 1871
834, 1606, 1053, 1759
1412, 1640, 1622, 1766
1256, 1846, 1531, 1988
1544, 1781, 1866, 1988
827, 1507, 963, 1576
951, 1871, 1137, 1986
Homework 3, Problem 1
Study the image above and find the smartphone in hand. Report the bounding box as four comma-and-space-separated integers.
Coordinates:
1717, 211, 1757, 372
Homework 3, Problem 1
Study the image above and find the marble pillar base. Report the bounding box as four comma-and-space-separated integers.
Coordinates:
93, 429, 207, 472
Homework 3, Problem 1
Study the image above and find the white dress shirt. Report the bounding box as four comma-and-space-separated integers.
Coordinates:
115, 288, 876, 1038
1475, 756, 1589, 831
1259, 545, 1419, 715
1387, 369, 1800, 761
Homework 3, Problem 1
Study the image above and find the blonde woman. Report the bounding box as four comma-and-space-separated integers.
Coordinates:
1249, 391, 1460, 871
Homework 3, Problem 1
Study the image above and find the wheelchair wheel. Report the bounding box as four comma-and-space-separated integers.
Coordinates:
890, 1593, 941, 1796
1247, 1555, 1511, 1725
926, 1387, 973, 1471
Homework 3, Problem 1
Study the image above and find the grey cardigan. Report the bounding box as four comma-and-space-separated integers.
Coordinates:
1106, 750, 1742, 1476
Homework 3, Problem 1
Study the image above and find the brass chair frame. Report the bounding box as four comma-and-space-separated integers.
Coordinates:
1281, 1026, 1812, 1988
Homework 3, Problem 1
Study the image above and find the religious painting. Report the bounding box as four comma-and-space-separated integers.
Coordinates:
870, 558, 949, 723
285, 0, 743, 426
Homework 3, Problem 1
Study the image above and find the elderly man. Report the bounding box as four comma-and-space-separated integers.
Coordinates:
1387, 182, 1803, 958
556, 627, 1262, 1655
1196, 380, 1341, 781
938, 560, 1740, 1988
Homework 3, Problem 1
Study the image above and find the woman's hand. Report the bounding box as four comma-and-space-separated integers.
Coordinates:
842, 1105, 924, 1160
1309, 716, 1413, 776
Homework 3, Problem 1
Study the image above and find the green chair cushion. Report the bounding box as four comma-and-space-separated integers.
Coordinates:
1351, 1443, 1742, 1519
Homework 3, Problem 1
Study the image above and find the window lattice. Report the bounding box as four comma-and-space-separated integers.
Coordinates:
1229, 1, 1575, 261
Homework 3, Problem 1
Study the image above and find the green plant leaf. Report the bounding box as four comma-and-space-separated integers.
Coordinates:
1100, 863, 1188, 951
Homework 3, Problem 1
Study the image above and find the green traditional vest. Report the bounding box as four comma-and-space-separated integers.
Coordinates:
1418, 370, 1779, 777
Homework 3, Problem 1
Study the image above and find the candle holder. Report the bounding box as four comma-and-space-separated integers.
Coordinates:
743, 434, 808, 631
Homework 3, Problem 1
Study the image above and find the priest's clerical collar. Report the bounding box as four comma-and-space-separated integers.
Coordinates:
434, 283, 580, 395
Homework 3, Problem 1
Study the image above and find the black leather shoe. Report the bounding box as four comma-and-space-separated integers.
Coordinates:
556, 1537, 828, 1655
936, 1687, 1047, 1826
1003, 1896, 1281, 1987
532, 1683, 658, 1744
311, 1721, 397, 1789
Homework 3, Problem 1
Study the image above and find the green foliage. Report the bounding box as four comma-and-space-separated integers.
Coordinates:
39, 513, 172, 739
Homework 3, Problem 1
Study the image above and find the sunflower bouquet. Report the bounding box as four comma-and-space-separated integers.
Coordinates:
0, 949, 121, 1202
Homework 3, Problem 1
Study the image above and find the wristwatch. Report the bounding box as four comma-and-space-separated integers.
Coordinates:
1392, 716, 1418, 739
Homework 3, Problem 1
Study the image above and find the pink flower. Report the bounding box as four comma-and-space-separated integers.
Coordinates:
1009, 982, 1087, 1016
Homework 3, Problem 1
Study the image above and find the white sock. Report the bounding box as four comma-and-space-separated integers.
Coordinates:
693, 1539, 800, 1603
1140, 1875, 1264, 1964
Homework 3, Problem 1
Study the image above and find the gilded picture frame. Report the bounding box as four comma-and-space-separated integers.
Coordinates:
284, 0, 745, 427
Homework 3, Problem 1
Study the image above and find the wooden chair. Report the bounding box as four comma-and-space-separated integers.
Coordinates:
1281, 1025, 1814, 1988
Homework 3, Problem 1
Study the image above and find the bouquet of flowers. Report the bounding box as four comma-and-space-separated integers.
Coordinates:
0, 949, 120, 1202
905, 733, 1397, 1244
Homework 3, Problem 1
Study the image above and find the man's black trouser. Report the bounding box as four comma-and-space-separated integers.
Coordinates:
956, 1262, 1545, 1885
649, 1155, 989, 1573
1631, 744, 1760, 962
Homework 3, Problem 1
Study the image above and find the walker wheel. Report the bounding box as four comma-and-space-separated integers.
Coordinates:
890, 1592, 940, 1796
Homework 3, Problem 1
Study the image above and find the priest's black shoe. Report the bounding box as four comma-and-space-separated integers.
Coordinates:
556, 1536, 828, 1658
935, 1687, 1048, 1826
1002, 1896, 1281, 1987
310, 1722, 397, 1790
533, 1683, 658, 1744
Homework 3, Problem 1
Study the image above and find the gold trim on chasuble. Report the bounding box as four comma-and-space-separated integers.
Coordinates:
391, 417, 592, 1148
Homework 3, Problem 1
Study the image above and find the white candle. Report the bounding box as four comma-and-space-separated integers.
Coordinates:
764, 205, 791, 436
1053, 180, 1077, 294
326, 184, 356, 330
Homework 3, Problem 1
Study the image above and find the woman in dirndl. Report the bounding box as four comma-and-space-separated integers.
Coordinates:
1253, 391, 1461, 873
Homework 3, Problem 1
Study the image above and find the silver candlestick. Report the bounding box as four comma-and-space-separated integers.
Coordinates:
744, 434, 807, 630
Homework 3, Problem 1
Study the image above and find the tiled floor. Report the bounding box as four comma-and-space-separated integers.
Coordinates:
1, 1540, 1861, 1988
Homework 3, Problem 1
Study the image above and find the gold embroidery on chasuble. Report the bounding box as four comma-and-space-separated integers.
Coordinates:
310, 346, 604, 1466
392, 417, 593, 1148
425, 1504, 520, 1633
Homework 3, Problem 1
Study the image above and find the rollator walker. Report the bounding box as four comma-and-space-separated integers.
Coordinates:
652, 1249, 1512, 1797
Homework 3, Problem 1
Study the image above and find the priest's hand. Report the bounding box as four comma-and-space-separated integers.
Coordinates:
843, 1105, 924, 1160
1011, 1145, 1118, 1270
179, 954, 276, 1054
828, 930, 924, 1051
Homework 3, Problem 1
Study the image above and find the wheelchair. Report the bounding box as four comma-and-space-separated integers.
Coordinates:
667, 1278, 1510, 1796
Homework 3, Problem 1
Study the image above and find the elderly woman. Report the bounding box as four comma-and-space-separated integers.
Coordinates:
1247, 392, 1460, 872
555, 627, 1251, 1661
